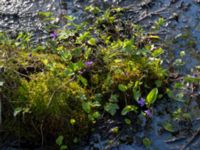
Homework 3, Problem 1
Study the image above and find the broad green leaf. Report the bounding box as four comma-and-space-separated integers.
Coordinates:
118, 84, 128, 92
92, 111, 101, 119
109, 94, 118, 103
143, 137, 151, 149
82, 102, 91, 113
61, 51, 72, 61
60, 145, 68, 150
124, 118, 131, 125
70, 119, 76, 125
78, 32, 90, 42
56, 135, 64, 146
155, 80, 162, 88
123, 39, 133, 51
104, 103, 119, 116
152, 48, 164, 57
146, 88, 158, 105
110, 126, 119, 134
88, 38, 96, 46
121, 105, 137, 116
163, 122, 174, 133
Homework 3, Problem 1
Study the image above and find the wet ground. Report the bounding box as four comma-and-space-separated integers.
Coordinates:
1, 0, 200, 150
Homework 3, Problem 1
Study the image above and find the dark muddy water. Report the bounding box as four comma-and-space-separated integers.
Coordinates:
1, 0, 200, 150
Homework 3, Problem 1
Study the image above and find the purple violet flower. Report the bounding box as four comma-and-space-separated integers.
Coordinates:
144, 109, 152, 118
85, 61, 94, 67
138, 97, 145, 107
50, 31, 57, 40
78, 70, 85, 75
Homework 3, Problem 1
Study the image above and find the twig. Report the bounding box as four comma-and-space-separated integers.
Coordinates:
135, 5, 169, 23
31, 119, 40, 135
181, 127, 200, 150
165, 136, 187, 144
40, 120, 44, 147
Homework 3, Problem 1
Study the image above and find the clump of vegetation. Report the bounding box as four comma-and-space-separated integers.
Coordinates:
0, 6, 167, 148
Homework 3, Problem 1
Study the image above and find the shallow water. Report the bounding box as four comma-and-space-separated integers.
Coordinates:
1, 0, 200, 150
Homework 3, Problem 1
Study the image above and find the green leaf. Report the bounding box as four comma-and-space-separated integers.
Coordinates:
70, 119, 76, 126
143, 137, 151, 149
90, 101, 101, 107
118, 84, 128, 92
56, 135, 64, 146
38, 11, 52, 18
14, 107, 23, 117
63, 15, 75, 21
184, 75, 200, 83
104, 103, 119, 116
163, 122, 174, 133
123, 39, 133, 51
85, 5, 100, 14
148, 35, 160, 41
124, 118, 131, 125
0, 81, 4, 86
92, 111, 101, 119
110, 126, 119, 134
78, 76, 88, 87
155, 80, 162, 88
121, 105, 137, 116
109, 94, 118, 103
82, 102, 91, 113
133, 88, 141, 101
152, 48, 164, 57
60, 145, 68, 150
88, 38, 96, 46
61, 51, 72, 61
146, 88, 158, 105
78, 32, 90, 42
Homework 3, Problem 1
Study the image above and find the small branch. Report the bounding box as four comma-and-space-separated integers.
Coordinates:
165, 136, 187, 144
181, 127, 200, 150
135, 5, 169, 23
40, 120, 44, 147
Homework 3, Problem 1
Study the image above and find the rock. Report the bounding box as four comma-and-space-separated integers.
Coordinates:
0, 0, 65, 32
194, 0, 200, 3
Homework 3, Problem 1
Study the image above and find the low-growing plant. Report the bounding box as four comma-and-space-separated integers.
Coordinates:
0, 5, 168, 148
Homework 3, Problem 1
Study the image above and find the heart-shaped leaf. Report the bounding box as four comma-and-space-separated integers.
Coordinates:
118, 84, 128, 92
82, 102, 91, 113
56, 135, 64, 146
104, 103, 119, 116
